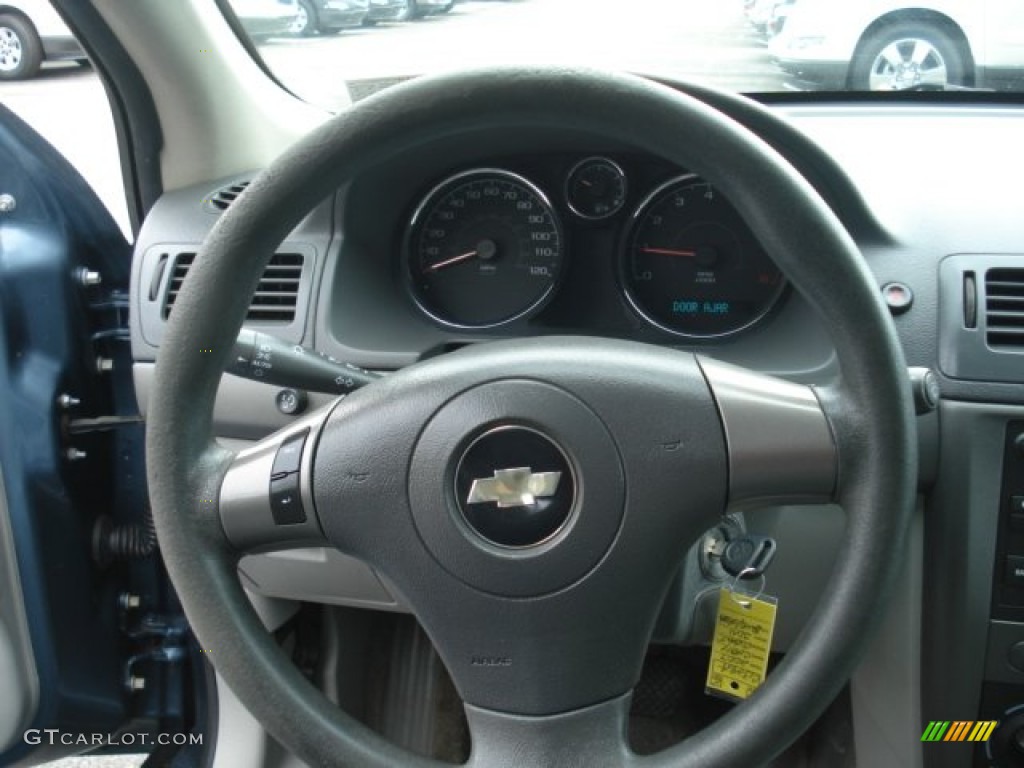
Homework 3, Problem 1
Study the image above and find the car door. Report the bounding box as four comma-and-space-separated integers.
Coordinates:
983, 0, 1024, 70
0, 103, 209, 767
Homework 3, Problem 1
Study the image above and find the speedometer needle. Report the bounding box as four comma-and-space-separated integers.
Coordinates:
427, 250, 478, 272
641, 246, 697, 258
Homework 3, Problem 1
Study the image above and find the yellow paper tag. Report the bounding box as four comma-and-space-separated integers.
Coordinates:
705, 587, 777, 701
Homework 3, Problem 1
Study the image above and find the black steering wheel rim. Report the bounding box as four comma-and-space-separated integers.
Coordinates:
145, 67, 916, 767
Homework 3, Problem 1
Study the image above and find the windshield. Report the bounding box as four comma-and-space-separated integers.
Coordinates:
232, 0, 1024, 109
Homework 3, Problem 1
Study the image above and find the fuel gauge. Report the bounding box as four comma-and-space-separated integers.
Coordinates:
566, 157, 627, 220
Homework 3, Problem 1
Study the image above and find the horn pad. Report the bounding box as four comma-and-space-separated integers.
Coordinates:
455, 426, 576, 549
408, 379, 625, 598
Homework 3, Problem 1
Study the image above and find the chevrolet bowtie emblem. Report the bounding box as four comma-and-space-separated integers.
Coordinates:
466, 467, 562, 508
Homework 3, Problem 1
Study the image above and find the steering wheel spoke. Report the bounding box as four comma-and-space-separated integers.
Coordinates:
463, 694, 633, 768
699, 357, 837, 510
219, 407, 330, 554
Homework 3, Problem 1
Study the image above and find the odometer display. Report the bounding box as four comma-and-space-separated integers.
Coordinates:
622, 175, 785, 338
408, 169, 563, 329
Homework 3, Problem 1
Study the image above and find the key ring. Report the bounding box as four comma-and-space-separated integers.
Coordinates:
729, 567, 766, 608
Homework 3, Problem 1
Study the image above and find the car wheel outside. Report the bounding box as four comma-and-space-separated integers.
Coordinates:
0, 14, 43, 81
290, 0, 319, 36
408, 0, 425, 20
851, 20, 966, 91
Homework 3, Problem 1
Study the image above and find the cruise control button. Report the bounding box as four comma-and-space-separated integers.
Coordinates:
272, 429, 309, 477
270, 473, 305, 525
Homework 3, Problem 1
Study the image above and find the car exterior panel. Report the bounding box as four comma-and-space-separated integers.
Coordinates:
0, 0, 83, 76
769, 0, 994, 89
230, 0, 300, 38
416, 0, 454, 12
38, 34, 81, 60
316, 0, 368, 29
366, 0, 406, 24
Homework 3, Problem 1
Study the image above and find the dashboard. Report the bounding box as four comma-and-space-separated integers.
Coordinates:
399, 156, 786, 339
129, 87, 1024, 767
332, 145, 837, 374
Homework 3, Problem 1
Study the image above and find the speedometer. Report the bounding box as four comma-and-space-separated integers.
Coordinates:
407, 169, 563, 329
621, 175, 785, 338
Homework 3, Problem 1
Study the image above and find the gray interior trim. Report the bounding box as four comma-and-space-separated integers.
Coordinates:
699, 357, 837, 506
135, 241, 318, 348
90, 0, 331, 192
240, 550, 403, 612
985, 620, 1024, 684
939, 254, 1024, 383
675, 505, 847, 651
0, 468, 39, 752
211, 671, 315, 768
242, 589, 301, 634
129, 175, 335, 365
924, 400, 1012, 768
850, 504, 923, 768
741, 505, 847, 651
133, 364, 338, 441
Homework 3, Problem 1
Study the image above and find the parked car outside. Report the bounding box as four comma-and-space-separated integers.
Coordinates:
766, 0, 795, 39
744, 0, 783, 40
412, 0, 456, 17
0, 0, 84, 80
290, 0, 369, 36
770, 0, 1024, 90
229, 0, 300, 40
364, 0, 413, 25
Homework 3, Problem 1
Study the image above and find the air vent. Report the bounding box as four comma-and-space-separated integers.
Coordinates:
163, 252, 304, 323
249, 253, 304, 322
208, 181, 251, 212
986, 268, 1024, 348
162, 253, 195, 319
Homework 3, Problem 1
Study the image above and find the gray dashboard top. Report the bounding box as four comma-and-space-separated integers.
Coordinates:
130, 99, 1024, 408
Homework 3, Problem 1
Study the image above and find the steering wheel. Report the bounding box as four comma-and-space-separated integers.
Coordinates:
145, 68, 916, 767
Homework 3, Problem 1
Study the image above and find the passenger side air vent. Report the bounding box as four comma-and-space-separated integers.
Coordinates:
207, 181, 251, 212
986, 268, 1024, 349
162, 252, 304, 323
939, 255, 1024, 383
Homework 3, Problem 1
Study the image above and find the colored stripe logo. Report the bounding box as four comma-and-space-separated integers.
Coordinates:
921, 721, 998, 742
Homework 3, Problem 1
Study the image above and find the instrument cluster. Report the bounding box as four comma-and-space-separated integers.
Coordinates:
404, 154, 786, 340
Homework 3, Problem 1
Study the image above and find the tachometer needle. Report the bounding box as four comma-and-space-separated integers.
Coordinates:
427, 250, 478, 272
641, 246, 697, 258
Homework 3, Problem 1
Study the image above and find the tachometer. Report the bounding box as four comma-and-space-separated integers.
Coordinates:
622, 175, 785, 338
407, 169, 563, 329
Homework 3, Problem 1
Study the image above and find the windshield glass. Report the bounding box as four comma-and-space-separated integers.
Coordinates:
231, 0, 1024, 109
